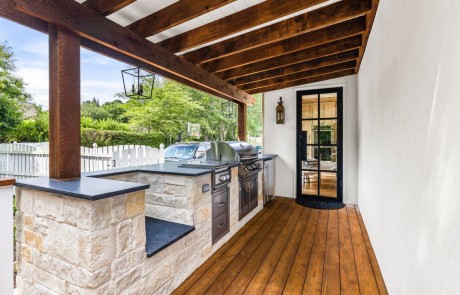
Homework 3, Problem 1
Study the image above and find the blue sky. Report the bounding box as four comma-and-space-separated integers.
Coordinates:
0, 17, 131, 109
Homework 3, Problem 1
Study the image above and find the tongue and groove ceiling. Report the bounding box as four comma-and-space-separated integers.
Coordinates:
6, 0, 378, 102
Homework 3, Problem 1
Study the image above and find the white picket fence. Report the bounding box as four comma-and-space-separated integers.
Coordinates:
0, 142, 165, 179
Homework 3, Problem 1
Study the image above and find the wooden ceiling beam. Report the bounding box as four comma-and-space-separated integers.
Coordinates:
247, 69, 356, 94
158, 0, 328, 53
13, 0, 255, 105
356, 0, 380, 72
127, 0, 236, 37
241, 60, 357, 92
203, 17, 366, 73
233, 50, 360, 87
218, 35, 363, 81
83, 0, 135, 16
183, 0, 372, 65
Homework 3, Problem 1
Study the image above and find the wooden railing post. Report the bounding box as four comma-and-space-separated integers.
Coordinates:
49, 25, 81, 180
0, 178, 15, 294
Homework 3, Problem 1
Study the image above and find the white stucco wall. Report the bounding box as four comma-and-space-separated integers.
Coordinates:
357, 0, 460, 294
263, 75, 358, 204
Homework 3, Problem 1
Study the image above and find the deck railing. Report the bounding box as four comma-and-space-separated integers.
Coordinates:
0, 142, 165, 179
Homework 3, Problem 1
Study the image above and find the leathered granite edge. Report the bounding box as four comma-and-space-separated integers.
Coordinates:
15, 177, 150, 201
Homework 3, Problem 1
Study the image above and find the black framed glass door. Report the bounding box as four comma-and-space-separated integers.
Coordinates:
296, 88, 343, 203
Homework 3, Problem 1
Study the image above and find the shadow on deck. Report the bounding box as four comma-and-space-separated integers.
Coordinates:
173, 197, 388, 295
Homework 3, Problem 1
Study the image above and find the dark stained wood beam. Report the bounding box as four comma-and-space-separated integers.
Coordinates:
247, 69, 356, 94
241, 60, 357, 92
356, 0, 380, 72
14, 0, 255, 105
237, 102, 247, 141
83, 0, 135, 16
127, 0, 236, 37
202, 17, 366, 73
48, 25, 81, 180
0, 0, 48, 33
159, 0, 328, 53
233, 50, 360, 87
218, 35, 363, 81
183, 0, 372, 65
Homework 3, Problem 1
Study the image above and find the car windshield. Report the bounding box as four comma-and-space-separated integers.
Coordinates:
164, 145, 197, 159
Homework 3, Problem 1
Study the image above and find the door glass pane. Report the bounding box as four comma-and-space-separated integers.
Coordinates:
302, 95, 318, 119
319, 93, 337, 118
302, 145, 318, 170
319, 172, 337, 198
318, 119, 337, 145
320, 146, 337, 171
302, 120, 317, 145
302, 171, 318, 195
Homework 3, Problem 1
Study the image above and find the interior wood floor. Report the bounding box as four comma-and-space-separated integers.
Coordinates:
173, 197, 387, 295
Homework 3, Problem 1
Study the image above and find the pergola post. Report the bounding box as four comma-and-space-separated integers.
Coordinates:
237, 102, 247, 141
48, 25, 81, 180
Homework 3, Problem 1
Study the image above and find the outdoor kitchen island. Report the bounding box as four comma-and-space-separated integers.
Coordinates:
14, 152, 276, 294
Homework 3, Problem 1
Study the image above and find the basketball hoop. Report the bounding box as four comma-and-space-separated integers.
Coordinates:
188, 123, 201, 138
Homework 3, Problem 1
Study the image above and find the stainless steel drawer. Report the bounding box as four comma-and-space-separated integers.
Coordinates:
212, 211, 229, 244
212, 187, 229, 218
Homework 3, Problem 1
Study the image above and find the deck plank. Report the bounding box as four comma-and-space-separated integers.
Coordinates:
302, 210, 328, 295
207, 200, 299, 294
172, 197, 288, 295
242, 205, 305, 294
347, 206, 379, 294
321, 210, 340, 295
355, 206, 389, 295
283, 209, 320, 295
263, 208, 312, 294
338, 207, 360, 295
173, 198, 387, 295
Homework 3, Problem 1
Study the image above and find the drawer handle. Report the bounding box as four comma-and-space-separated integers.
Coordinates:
218, 222, 226, 227
218, 202, 225, 206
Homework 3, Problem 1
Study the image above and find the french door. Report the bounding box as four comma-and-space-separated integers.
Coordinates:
296, 88, 343, 203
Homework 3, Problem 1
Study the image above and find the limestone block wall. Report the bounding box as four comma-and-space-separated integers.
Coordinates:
15, 188, 146, 294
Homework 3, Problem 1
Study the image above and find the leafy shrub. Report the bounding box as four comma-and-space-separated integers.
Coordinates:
81, 116, 129, 131
81, 128, 165, 148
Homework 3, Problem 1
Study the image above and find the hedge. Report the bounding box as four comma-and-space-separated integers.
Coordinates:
81, 128, 166, 148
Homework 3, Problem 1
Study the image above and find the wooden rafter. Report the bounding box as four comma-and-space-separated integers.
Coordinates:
233, 50, 360, 87
202, 17, 366, 74
159, 0, 328, 53
218, 35, 363, 81
83, 0, 135, 16
183, 0, 372, 65
356, 0, 380, 71
240, 60, 357, 92
127, 0, 236, 37
247, 69, 356, 94
13, 0, 255, 105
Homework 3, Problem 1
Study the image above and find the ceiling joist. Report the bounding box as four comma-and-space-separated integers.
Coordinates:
13, 0, 255, 105
218, 35, 363, 81
158, 0, 328, 53
233, 50, 360, 87
202, 16, 366, 74
247, 69, 356, 94
183, 0, 372, 65
241, 60, 357, 92
83, 0, 135, 16
127, 0, 236, 37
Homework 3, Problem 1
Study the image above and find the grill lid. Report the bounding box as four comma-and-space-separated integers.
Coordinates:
226, 141, 258, 161
206, 141, 258, 162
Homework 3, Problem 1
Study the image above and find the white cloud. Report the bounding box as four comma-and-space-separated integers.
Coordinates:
20, 40, 48, 57
81, 80, 124, 104
16, 65, 49, 109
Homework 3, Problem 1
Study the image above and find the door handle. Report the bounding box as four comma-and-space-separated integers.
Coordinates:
218, 202, 225, 207
218, 222, 226, 228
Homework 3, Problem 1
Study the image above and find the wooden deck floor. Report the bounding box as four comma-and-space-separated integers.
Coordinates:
173, 197, 387, 295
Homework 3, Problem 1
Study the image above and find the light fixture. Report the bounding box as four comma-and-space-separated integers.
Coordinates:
221, 100, 236, 118
121, 67, 155, 99
276, 97, 285, 124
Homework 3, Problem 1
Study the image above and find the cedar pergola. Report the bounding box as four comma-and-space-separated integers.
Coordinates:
0, 0, 378, 180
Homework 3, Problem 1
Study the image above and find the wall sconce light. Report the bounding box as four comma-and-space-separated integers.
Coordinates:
276, 97, 285, 124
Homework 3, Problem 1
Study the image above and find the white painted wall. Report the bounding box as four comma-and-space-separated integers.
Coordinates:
263, 75, 358, 204
357, 0, 460, 294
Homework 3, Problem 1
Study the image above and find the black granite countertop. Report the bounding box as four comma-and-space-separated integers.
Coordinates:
15, 177, 149, 200
258, 154, 278, 160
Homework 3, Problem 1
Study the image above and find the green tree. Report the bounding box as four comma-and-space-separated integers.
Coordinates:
247, 94, 263, 137
0, 41, 31, 141
9, 106, 49, 142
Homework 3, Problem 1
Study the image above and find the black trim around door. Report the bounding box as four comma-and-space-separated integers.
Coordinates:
296, 87, 343, 204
